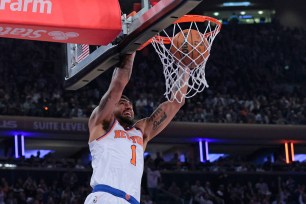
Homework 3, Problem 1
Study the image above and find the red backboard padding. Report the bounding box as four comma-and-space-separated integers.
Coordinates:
0, 0, 122, 45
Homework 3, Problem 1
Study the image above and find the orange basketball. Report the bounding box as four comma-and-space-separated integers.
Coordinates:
170, 29, 209, 69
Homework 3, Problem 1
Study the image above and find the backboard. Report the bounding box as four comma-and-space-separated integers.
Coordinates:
65, 0, 203, 90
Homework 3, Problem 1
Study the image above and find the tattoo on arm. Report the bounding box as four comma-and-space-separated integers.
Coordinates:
148, 108, 163, 122
153, 112, 167, 130
149, 108, 168, 130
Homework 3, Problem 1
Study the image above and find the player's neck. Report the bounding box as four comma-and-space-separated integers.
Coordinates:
117, 118, 134, 130
119, 122, 128, 128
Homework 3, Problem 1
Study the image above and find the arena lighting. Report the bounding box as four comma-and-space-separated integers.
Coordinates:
258, 10, 264, 15
294, 154, 306, 162
199, 140, 204, 162
144, 152, 150, 157
213, 12, 219, 16
0, 163, 16, 168
4, 163, 17, 168
222, 2, 251, 7
208, 154, 227, 162
270, 154, 275, 163
239, 15, 253, 19
180, 154, 185, 162
24, 150, 54, 158
240, 11, 246, 15
14, 135, 18, 158
21, 135, 25, 156
291, 143, 294, 161
198, 140, 209, 162
7, 131, 49, 137
285, 142, 289, 164
205, 141, 209, 161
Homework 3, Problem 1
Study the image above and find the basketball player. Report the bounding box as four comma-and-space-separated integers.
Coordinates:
84, 53, 189, 204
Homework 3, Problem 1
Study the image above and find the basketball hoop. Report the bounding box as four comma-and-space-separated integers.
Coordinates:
140, 15, 221, 103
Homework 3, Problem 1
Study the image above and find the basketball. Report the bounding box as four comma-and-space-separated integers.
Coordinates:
170, 29, 209, 69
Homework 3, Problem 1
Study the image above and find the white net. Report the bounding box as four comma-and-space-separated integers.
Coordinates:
151, 15, 221, 103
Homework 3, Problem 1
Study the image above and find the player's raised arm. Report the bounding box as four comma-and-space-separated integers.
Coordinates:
89, 53, 135, 139
135, 68, 190, 147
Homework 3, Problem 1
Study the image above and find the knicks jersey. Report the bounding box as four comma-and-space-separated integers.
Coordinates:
88, 119, 144, 202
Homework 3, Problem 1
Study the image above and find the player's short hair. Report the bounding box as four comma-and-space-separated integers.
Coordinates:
120, 95, 131, 102
120, 95, 136, 114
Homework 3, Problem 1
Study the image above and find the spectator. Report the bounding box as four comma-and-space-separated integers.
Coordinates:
146, 165, 161, 202
0, 22, 305, 126
168, 181, 181, 197
0, 187, 5, 204
154, 152, 164, 169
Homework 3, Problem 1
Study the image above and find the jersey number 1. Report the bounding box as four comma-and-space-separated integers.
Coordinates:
130, 145, 136, 166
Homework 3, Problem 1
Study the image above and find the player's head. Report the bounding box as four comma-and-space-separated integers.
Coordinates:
114, 95, 134, 126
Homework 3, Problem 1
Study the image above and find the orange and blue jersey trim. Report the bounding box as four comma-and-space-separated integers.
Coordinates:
125, 126, 135, 131
96, 119, 117, 141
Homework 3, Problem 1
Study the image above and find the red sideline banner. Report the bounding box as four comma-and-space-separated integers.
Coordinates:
0, 0, 122, 45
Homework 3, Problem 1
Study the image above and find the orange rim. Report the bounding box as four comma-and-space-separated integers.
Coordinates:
137, 36, 171, 50
137, 15, 221, 50
174, 15, 221, 26
174, 15, 222, 34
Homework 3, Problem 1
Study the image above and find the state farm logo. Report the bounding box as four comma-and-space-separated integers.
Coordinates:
0, 0, 53, 14
0, 26, 79, 41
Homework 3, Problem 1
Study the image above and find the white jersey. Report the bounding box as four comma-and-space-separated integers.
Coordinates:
88, 119, 144, 202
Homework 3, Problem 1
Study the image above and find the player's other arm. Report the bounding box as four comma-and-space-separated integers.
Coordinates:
136, 69, 190, 146
88, 53, 135, 136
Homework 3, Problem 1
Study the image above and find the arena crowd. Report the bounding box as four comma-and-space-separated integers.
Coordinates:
0, 22, 305, 125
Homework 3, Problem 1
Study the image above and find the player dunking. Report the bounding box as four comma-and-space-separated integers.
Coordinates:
84, 53, 189, 204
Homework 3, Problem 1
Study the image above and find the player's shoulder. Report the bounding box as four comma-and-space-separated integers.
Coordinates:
89, 106, 99, 121
133, 118, 146, 130
133, 118, 150, 137
88, 118, 118, 143
89, 106, 115, 128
